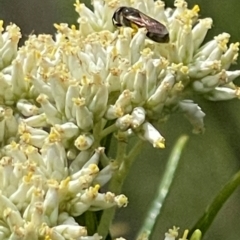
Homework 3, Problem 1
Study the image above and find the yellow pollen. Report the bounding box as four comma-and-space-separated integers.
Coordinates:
88, 164, 99, 174
154, 137, 165, 148
192, 4, 200, 13
71, 24, 76, 30
20, 132, 31, 143
73, 97, 85, 106
53, 23, 61, 31
60, 177, 71, 189
24, 172, 33, 183
0, 20, 4, 32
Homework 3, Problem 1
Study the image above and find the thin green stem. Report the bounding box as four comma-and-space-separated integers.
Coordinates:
189, 168, 240, 237
98, 139, 144, 239
100, 123, 118, 140
92, 120, 105, 148
137, 135, 189, 240
111, 139, 144, 194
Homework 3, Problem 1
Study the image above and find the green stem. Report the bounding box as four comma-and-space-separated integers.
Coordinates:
100, 123, 118, 140
98, 139, 144, 239
111, 139, 144, 194
92, 120, 105, 149
137, 135, 189, 239
189, 168, 240, 237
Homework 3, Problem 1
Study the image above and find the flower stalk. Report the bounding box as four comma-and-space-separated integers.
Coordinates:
98, 139, 144, 239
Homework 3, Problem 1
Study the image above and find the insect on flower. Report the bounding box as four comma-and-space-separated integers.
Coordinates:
112, 6, 169, 43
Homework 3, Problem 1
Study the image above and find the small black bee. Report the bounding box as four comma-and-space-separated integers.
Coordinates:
112, 6, 169, 43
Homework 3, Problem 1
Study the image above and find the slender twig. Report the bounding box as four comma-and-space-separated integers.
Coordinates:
98, 139, 144, 239
110, 139, 144, 194
189, 169, 240, 237
137, 135, 189, 239
100, 123, 118, 140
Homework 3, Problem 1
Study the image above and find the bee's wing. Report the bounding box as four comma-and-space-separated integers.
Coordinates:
139, 12, 167, 33
124, 12, 147, 28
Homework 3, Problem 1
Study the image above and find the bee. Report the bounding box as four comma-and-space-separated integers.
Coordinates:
112, 6, 169, 43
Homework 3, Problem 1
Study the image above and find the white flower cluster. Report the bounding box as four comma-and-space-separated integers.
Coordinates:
75, 0, 240, 134
0, 141, 127, 239
0, 0, 239, 239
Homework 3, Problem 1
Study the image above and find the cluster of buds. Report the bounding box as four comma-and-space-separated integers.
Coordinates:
0, 0, 239, 239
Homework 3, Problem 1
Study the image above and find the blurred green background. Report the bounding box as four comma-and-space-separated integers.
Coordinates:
0, 0, 239, 239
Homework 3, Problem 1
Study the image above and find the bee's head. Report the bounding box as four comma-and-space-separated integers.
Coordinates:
112, 7, 131, 27
112, 7, 123, 27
